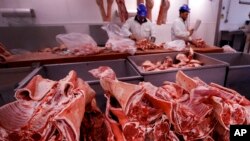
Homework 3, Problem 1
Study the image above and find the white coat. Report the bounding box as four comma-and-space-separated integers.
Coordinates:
171, 17, 191, 41
122, 17, 156, 41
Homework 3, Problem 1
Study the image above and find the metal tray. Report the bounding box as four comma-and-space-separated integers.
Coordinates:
128, 52, 228, 86
204, 52, 250, 98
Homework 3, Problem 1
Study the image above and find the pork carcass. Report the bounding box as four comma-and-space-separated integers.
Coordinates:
107, 0, 114, 21
142, 76, 215, 140
0, 70, 95, 141
176, 70, 250, 140
89, 67, 250, 140
89, 66, 180, 140
116, 0, 128, 23
96, 0, 108, 21
157, 0, 170, 25
145, 0, 154, 21
96, 0, 114, 21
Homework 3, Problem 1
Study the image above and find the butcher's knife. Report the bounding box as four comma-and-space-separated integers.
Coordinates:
193, 19, 201, 31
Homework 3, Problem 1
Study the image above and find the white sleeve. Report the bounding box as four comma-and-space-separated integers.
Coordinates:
172, 20, 190, 41
150, 23, 156, 38
121, 18, 132, 37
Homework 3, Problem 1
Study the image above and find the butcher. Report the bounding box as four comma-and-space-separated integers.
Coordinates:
122, 3, 156, 42
171, 4, 196, 45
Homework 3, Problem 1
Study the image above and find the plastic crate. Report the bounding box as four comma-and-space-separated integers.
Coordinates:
128, 52, 228, 87
204, 52, 250, 98
0, 67, 36, 106
24, 59, 143, 111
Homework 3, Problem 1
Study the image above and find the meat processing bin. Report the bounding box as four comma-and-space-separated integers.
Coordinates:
24, 59, 143, 111
0, 67, 37, 106
204, 52, 250, 99
128, 52, 228, 87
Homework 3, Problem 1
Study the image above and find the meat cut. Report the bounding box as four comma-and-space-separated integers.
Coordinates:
157, 0, 170, 25
96, 0, 114, 21
116, 0, 129, 23
0, 71, 95, 141
136, 39, 163, 51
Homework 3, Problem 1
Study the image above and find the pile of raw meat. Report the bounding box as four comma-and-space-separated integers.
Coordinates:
38, 45, 68, 53
1, 66, 250, 141
136, 39, 163, 51
141, 52, 203, 71
39, 44, 104, 56
38, 33, 104, 56
89, 66, 250, 141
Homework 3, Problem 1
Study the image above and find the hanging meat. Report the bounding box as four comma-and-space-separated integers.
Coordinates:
107, 0, 114, 21
157, 0, 170, 25
96, 0, 107, 21
96, 0, 114, 21
116, 0, 129, 23
136, 0, 154, 21
96, 0, 170, 24
145, 0, 154, 21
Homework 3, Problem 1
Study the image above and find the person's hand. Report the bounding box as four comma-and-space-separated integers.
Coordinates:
129, 34, 137, 41
149, 36, 156, 43
189, 29, 194, 36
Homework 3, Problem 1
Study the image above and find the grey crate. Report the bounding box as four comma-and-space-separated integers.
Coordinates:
24, 59, 143, 111
0, 67, 36, 106
204, 52, 250, 98
128, 52, 228, 87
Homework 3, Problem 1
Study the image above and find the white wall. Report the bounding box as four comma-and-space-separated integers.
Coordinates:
220, 0, 250, 31
0, 0, 219, 45
189, 0, 219, 45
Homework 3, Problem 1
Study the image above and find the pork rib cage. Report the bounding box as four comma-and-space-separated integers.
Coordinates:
96, 0, 170, 25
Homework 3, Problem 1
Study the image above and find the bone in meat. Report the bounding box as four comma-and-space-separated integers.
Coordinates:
15, 75, 56, 101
